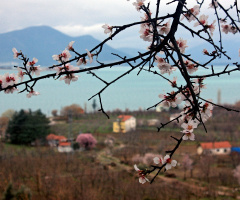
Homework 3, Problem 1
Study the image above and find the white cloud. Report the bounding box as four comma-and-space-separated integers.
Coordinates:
54, 24, 103, 37
0, 0, 238, 49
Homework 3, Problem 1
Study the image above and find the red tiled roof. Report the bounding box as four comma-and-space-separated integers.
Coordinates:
118, 115, 133, 122
46, 134, 67, 141
46, 134, 57, 140
200, 141, 231, 149
59, 142, 71, 147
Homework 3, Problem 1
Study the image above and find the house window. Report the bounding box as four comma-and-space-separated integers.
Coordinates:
216, 149, 219, 152
224, 149, 227, 153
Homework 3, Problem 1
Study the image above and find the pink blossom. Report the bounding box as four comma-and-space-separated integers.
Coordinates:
55, 63, 79, 75
203, 49, 209, 55
200, 100, 213, 121
76, 57, 88, 66
155, 55, 165, 65
17, 67, 24, 82
193, 78, 206, 90
181, 5, 200, 22
102, 24, 113, 35
52, 49, 71, 63
30, 65, 42, 76
67, 41, 75, 51
86, 49, 93, 64
26, 90, 40, 98
155, 56, 176, 75
176, 38, 188, 53
60, 74, 79, 85
194, 14, 209, 27
4, 87, 18, 94
153, 156, 163, 165
209, 0, 218, 9
2, 73, 18, 88
134, 164, 149, 184
229, 26, 238, 34
181, 120, 198, 132
158, 19, 171, 35
12, 48, 21, 59
182, 130, 195, 141
207, 20, 216, 36
163, 155, 177, 170
139, 27, 153, 42
27, 57, 38, 66
159, 91, 182, 108
221, 24, 231, 34
183, 59, 198, 74
133, 0, 145, 11
170, 77, 177, 88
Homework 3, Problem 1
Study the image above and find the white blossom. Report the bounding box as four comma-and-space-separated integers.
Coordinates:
133, 0, 145, 11
67, 41, 75, 51
134, 164, 150, 184
26, 90, 40, 98
163, 155, 177, 170
102, 24, 113, 35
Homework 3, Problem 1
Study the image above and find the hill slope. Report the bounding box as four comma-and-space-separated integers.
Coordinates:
0, 26, 129, 67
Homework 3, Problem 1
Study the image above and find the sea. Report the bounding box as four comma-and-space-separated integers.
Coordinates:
0, 66, 239, 116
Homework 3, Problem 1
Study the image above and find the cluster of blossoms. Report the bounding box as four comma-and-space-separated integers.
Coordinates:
134, 154, 177, 184
127, 0, 219, 184
221, 23, 238, 34
3, 40, 96, 98
53, 42, 94, 84
27, 57, 42, 76
55, 63, 80, 85
0, 48, 43, 97
0, 0, 238, 185
0, 73, 18, 94
155, 56, 176, 75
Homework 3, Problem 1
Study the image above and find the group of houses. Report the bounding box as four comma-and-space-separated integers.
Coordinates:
46, 134, 73, 153
112, 115, 240, 156
47, 114, 240, 156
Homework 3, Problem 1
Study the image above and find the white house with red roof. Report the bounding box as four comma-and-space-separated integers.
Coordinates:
57, 142, 73, 153
46, 134, 67, 147
46, 134, 73, 152
113, 115, 136, 133
197, 141, 231, 155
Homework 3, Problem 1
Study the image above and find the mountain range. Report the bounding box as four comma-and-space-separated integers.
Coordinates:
0, 25, 239, 67
0, 26, 130, 67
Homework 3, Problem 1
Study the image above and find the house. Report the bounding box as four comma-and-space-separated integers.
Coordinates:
46, 134, 67, 147
113, 115, 136, 133
57, 142, 73, 153
197, 141, 232, 155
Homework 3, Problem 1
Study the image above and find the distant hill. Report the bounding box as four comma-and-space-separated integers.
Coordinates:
0, 26, 238, 67
0, 26, 130, 67
118, 40, 239, 66
186, 39, 240, 66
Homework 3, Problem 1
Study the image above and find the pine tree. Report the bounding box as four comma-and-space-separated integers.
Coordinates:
7, 109, 50, 145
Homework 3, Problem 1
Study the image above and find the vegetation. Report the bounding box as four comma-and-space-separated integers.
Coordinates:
60, 104, 84, 119
6, 109, 50, 145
